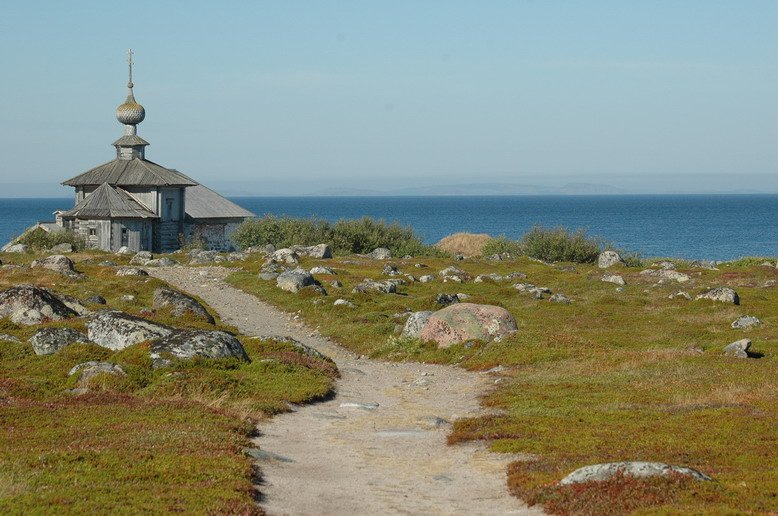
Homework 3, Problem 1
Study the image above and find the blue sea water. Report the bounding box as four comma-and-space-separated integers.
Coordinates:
1, 195, 776, 261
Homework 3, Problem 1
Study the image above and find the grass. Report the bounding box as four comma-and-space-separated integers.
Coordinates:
225, 251, 778, 514
0, 250, 337, 513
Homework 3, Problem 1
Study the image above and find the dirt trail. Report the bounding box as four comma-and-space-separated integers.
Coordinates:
151, 267, 541, 516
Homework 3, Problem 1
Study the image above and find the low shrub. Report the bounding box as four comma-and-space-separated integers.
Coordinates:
522, 226, 602, 263
482, 236, 524, 257
232, 215, 446, 257
14, 227, 86, 252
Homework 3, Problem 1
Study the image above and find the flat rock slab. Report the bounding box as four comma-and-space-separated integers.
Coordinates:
560, 461, 713, 485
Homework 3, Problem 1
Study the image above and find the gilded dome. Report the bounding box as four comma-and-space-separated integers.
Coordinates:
116, 92, 145, 125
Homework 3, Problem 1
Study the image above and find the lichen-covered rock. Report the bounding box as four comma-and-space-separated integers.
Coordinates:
293, 244, 333, 259
31, 255, 77, 276
0, 333, 21, 342
549, 293, 572, 304
68, 361, 126, 385
246, 244, 276, 255
368, 248, 392, 260
87, 310, 173, 351
310, 266, 336, 275
153, 287, 215, 324
55, 294, 90, 316
29, 327, 90, 355
723, 338, 751, 358
696, 287, 739, 305
731, 315, 761, 329
640, 268, 690, 283
116, 267, 149, 277
352, 279, 397, 294
382, 264, 401, 276
598, 251, 624, 269
419, 275, 435, 283
85, 295, 107, 305
401, 311, 434, 338
270, 248, 300, 265
0, 285, 78, 325
130, 251, 152, 265
559, 462, 712, 485
420, 303, 518, 348
333, 298, 355, 308
602, 274, 626, 286
3, 243, 28, 253
435, 293, 459, 306
276, 268, 315, 293
149, 330, 249, 367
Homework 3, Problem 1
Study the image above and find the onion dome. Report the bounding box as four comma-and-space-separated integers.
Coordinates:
116, 92, 145, 125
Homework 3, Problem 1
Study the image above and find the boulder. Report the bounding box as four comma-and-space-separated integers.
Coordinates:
696, 287, 739, 305
0, 285, 78, 325
144, 257, 178, 267
293, 244, 332, 259
49, 243, 74, 253
4, 243, 28, 253
602, 274, 626, 286
129, 251, 152, 265
368, 248, 392, 260
68, 361, 125, 385
731, 315, 761, 329
270, 248, 300, 265
116, 267, 148, 277
352, 279, 397, 294
149, 330, 249, 367
559, 462, 712, 485
153, 287, 215, 323
419, 275, 435, 283
723, 338, 751, 358
310, 266, 336, 275
383, 264, 401, 276
276, 268, 315, 293
435, 293, 460, 306
401, 311, 434, 338
87, 310, 174, 351
598, 251, 624, 269
29, 327, 90, 355
420, 303, 518, 348
55, 294, 90, 316
31, 255, 77, 275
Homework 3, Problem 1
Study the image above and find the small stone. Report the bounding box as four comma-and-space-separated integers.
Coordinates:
549, 293, 571, 304
310, 266, 336, 275
333, 299, 355, 308
330, 280, 343, 288
731, 315, 761, 329
723, 338, 751, 358
435, 293, 459, 306
602, 274, 626, 286
419, 275, 435, 283
696, 287, 739, 305
669, 291, 692, 300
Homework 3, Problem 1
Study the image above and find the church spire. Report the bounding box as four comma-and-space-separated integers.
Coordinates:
114, 49, 149, 160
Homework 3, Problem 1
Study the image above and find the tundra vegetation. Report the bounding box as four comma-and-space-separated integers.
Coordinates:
224, 224, 777, 514
0, 251, 336, 514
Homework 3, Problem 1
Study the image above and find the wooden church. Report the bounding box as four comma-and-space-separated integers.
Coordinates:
58, 51, 254, 253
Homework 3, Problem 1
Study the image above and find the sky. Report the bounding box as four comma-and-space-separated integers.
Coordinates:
0, 0, 776, 196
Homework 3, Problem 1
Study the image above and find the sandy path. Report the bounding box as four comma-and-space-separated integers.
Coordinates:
151, 266, 541, 516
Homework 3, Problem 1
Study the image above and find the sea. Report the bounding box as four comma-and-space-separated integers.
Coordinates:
1, 195, 776, 261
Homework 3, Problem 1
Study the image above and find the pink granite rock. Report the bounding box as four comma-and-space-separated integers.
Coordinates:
420, 303, 518, 348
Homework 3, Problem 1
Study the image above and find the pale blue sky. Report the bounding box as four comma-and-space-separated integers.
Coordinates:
0, 1, 776, 196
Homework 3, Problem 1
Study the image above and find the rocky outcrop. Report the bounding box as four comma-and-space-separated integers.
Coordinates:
420, 303, 518, 348
149, 330, 249, 367
696, 287, 739, 305
723, 338, 751, 358
0, 285, 78, 325
559, 462, 712, 485
293, 244, 333, 259
31, 255, 78, 276
276, 268, 315, 293
87, 310, 173, 351
731, 315, 761, 329
401, 311, 434, 338
29, 327, 90, 355
367, 248, 392, 260
152, 287, 215, 323
116, 267, 149, 277
597, 251, 624, 269
352, 279, 397, 294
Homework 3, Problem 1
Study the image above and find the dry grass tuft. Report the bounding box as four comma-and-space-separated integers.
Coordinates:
435, 233, 492, 256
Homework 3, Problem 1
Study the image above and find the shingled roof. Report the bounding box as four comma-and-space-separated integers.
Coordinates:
62, 158, 197, 187
61, 183, 158, 219
185, 184, 256, 219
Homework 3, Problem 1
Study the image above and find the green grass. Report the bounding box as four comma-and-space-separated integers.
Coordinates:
0, 251, 337, 513
226, 253, 778, 514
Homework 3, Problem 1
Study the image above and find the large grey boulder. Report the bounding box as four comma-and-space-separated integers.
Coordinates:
731, 315, 761, 329
293, 244, 333, 259
129, 251, 152, 265
0, 285, 78, 325
87, 310, 173, 351
153, 287, 215, 324
276, 268, 315, 293
401, 311, 434, 338
696, 287, 739, 305
149, 330, 249, 367
29, 327, 91, 355
368, 248, 392, 260
352, 279, 397, 294
598, 251, 624, 269
31, 255, 77, 276
420, 303, 518, 348
559, 462, 712, 485
723, 338, 751, 358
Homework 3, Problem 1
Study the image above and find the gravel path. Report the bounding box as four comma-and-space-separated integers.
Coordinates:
150, 266, 541, 516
